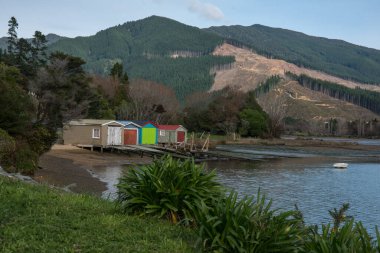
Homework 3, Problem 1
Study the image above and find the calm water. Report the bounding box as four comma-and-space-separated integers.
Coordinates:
88, 143, 380, 231
205, 145, 380, 231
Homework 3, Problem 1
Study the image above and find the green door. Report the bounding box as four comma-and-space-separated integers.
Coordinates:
142, 128, 156, 144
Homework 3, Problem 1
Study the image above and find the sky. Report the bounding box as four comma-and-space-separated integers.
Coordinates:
1, 0, 379, 49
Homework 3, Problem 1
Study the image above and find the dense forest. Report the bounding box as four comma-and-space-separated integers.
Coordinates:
47, 16, 234, 99
126, 55, 234, 100
287, 72, 380, 115
206, 24, 380, 84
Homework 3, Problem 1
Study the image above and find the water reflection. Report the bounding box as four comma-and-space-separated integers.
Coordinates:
88, 144, 380, 232
206, 158, 380, 231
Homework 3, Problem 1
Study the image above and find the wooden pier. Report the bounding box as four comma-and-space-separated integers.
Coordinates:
75, 143, 255, 162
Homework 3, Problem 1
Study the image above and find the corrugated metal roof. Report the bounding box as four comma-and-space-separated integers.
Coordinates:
131, 120, 158, 128
67, 119, 123, 126
117, 121, 142, 128
158, 125, 182, 130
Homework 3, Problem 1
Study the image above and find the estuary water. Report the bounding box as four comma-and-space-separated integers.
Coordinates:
205, 144, 380, 232
59, 141, 380, 231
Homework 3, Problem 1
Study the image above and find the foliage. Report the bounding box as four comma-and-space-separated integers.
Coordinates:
87, 92, 115, 119
288, 73, 380, 115
110, 62, 129, 84
49, 15, 223, 59
0, 63, 34, 135
239, 108, 268, 137
13, 144, 39, 175
206, 24, 380, 84
48, 16, 233, 100
304, 221, 379, 253
194, 191, 304, 252
116, 155, 380, 252
29, 52, 93, 128
254, 75, 282, 97
26, 124, 56, 156
117, 155, 223, 225
0, 177, 197, 252
3, 17, 48, 80
0, 128, 16, 169
127, 55, 234, 100
6, 16, 18, 55
183, 88, 269, 136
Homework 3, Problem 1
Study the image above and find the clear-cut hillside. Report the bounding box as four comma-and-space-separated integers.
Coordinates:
212, 43, 380, 93
212, 43, 380, 123
257, 80, 379, 122
206, 24, 380, 84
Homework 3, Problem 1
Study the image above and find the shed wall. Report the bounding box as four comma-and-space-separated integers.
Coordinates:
63, 125, 102, 146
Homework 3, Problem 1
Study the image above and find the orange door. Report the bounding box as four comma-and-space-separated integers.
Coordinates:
124, 129, 137, 145
177, 131, 185, 143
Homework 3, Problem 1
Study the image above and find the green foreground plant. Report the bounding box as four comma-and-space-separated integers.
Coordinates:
117, 155, 223, 225
194, 191, 304, 252
117, 155, 380, 252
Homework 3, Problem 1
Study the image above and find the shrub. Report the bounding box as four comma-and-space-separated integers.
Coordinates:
304, 203, 380, 253
14, 145, 39, 175
304, 221, 379, 253
194, 191, 304, 252
26, 124, 56, 155
117, 155, 223, 225
0, 128, 16, 170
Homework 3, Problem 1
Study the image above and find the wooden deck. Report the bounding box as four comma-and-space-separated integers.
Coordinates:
75, 143, 252, 162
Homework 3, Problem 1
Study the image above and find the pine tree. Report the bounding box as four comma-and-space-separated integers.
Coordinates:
31, 31, 48, 67
7, 17, 18, 55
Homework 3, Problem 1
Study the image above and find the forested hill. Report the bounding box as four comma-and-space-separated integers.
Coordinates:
50, 15, 223, 59
48, 16, 233, 99
205, 24, 380, 84
0, 33, 64, 50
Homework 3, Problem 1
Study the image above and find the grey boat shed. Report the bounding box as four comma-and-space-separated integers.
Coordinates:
63, 119, 124, 147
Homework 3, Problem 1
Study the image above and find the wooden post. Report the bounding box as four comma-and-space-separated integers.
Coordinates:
201, 134, 210, 152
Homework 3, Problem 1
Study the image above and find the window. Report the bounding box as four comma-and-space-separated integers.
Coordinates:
159, 130, 165, 136
92, 128, 100, 139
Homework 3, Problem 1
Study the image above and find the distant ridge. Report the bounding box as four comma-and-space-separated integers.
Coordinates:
205, 24, 380, 84
0, 33, 65, 50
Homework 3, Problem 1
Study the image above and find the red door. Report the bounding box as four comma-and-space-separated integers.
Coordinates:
124, 129, 137, 145
177, 131, 185, 143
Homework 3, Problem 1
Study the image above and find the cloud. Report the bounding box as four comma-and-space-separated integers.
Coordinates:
187, 0, 224, 21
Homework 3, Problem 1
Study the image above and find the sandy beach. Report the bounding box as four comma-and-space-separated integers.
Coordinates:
34, 145, 152, 196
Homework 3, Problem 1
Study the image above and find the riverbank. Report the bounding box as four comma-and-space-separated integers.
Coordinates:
0, 176, 196, 252
35, 145, 152, 196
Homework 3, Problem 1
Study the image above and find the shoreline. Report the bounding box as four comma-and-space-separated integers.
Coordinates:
222, 137, 380, 152
34, 145, 152, 197
34, 139, 379, 197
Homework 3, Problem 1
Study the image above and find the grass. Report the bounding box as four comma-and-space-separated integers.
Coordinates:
0, 176, 197, 253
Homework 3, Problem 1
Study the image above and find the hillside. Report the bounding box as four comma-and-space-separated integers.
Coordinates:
212, 43, 380, 93
257, 80, 378, 121
206, 24, 380, 84
212, 43, 380, 127
48, 15, 232, 99
0, 33, 64, 50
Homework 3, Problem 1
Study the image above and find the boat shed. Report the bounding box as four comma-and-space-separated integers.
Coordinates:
132, 121, 158, 145
158, 125, 187, 144
63, 119, 124, 147
117, 121, 142, 145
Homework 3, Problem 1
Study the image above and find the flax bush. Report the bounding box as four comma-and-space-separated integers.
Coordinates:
117, 155, 223, 225
194, 191, 304, 252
